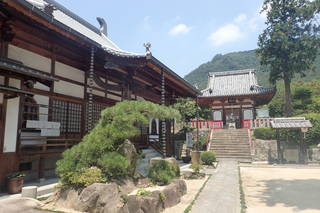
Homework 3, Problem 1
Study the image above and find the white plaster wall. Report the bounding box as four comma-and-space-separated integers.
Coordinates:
9, 78, 21, 89
55, 62, 85, 83
33, 95, 49, 121
107, 94, 121, 101
0, 75, 4, 85
109, 90, 121, 95
8, 45, 51, 73
93, 89, 105, 97
3, 97, 20, 153
54, 80, 84, 98
34, 82, 50, 91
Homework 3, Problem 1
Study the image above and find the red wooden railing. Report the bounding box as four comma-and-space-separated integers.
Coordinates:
191, 120, 223, 130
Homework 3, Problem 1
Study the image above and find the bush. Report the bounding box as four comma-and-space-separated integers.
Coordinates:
201, 152, 216, 165
148, 160, 180, 185
190, 163, 202, 174
97, 152, 129, 180
60, 167, 106, 188
136, 188, 152, 196
254, 127, 276, 140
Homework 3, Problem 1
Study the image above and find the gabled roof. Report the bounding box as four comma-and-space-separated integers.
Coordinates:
271, 117, 313, 129
23, 0, 146, 58
11, 0, 199, 95
201, 69, 275, 97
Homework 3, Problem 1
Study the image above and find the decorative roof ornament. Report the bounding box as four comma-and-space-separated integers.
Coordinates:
144, 42, 152, 56
97, 17, 108, 38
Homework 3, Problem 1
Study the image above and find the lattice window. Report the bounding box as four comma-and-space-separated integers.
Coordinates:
86, 103, 106, 131
52, 100, 82, 133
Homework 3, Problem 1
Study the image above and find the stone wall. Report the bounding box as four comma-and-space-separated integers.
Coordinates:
309, 148, 320, 162
252, 139, 277, 162
252, 139, 320, 163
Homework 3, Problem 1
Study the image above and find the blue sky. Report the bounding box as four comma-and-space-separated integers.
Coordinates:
56, 0, 267, 77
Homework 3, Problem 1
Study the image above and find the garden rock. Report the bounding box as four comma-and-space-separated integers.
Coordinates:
162, 180, 187, 208
127, 191, 163, 213
76, 183, 122, 213
118, 139, 138, 175
50, 188, 80, 209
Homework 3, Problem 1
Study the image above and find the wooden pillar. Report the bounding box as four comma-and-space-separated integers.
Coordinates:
276, 129, 283, 164
87, 46, 95, 131
299, 130, 306, 164
160, 69, 166, 157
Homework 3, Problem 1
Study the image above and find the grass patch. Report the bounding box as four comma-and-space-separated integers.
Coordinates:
184, 174, 212, 213
238, 166, 247, 213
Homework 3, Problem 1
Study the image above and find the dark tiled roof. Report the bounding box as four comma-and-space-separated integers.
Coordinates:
201, 69, 275, 97
23, 0, 146, 58
271, 118, 313, 129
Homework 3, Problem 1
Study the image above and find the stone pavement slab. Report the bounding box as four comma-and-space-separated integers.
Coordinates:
191, 160, 240, 213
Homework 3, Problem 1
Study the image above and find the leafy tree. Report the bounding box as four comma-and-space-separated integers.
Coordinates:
257, 0, 320, 116
56, 101, 180, 185
172, 98, 198, 124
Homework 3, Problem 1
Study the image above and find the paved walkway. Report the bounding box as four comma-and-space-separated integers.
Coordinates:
191, 160, 240, 213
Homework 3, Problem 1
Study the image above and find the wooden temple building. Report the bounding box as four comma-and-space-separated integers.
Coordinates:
0, 0, 198, 189
198, 69, 276, 129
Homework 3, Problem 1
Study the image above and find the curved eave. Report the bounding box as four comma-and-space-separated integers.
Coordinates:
198, 88, 276, 107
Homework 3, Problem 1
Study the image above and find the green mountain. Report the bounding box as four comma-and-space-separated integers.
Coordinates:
184, 50, 320, 90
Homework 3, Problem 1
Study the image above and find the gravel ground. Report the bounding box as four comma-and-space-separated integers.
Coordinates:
240, 166, 320, 213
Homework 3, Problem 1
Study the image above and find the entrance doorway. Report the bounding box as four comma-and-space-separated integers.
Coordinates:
224, 108, 241, 128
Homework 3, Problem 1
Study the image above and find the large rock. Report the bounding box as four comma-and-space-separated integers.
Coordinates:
52, 188, 80, 209
75, 183, 126, 213
118, 139, 139, 175
127, 191, 163, 213
161, 180, 187, 208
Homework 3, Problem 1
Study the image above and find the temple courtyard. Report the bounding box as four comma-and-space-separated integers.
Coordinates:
240, 165, 320, 213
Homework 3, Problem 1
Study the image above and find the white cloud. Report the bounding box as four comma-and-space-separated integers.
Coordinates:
208, 24, 245, 47
234, 14, 247, 23
169, 24, 192, 36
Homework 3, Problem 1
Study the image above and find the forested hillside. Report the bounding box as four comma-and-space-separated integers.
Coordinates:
184, 50, 320, 90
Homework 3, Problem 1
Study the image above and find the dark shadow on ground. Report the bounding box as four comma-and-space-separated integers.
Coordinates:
256, 179, 320, 211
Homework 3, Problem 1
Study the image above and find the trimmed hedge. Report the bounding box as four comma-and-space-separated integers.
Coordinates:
201, 152, 216, 165
254, 127, 276, 140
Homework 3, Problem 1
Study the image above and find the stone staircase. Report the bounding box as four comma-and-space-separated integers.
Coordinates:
209, 129, 252, 162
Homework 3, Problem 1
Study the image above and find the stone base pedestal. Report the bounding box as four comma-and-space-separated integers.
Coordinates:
22, 186, 38, 198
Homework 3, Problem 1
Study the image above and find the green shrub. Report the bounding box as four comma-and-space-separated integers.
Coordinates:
190, 163, 202, 174
60, 167, 106, 188
148, 160, 180, 185
201, 152, 216, 165
254, 127, 276, 140
97, 152, 129, 180
136, 188, 152, 196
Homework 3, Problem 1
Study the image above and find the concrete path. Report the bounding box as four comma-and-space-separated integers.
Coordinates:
191, 160, 240, 213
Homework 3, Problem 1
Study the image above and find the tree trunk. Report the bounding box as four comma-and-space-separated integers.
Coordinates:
283, 74, 293, 117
